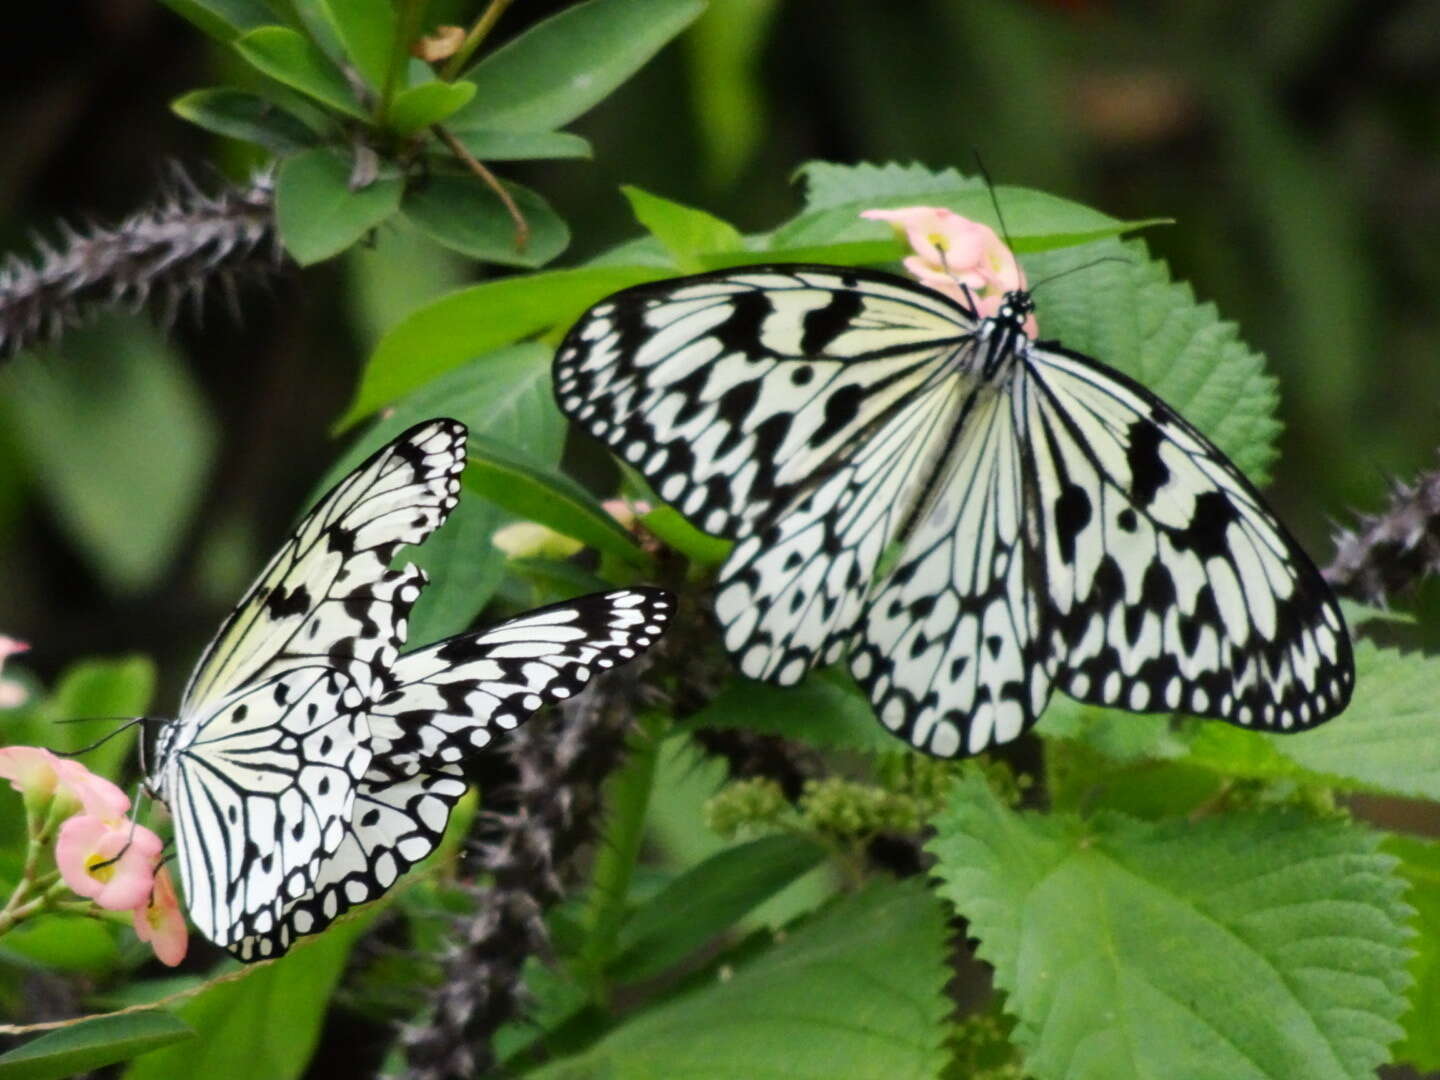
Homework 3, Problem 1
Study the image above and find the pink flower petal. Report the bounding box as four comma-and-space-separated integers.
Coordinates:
0, 746, 62, 797
133, 866, 188, 967
51, 759, 130, 821
56, 815, 162, 911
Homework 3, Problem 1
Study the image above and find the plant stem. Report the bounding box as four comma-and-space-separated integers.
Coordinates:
578, 710, 666, 1005
378, 0, 431, 129
441, 0, 515, 81
432, 125, 529, 251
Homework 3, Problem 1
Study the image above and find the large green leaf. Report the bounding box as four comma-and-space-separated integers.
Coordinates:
1, 319, 218, 595
0, 1012, 192, 1080
451, 0, 706, 133
440, 129, 592, 162
339, 266, 665, 428
1384, 834, 1440, 1071
311, 0, 396, 91
622, 185, 743, 270
929, 774, 1412, 1080
609, 833, 827, 984
159, 0, 272, 42
232, 27, 366, 119
171, 89, 320, 154
275, 148, 403, 265
121, 916, 371, 1080
401, 174, 569, 268
529, 879, 949, 1079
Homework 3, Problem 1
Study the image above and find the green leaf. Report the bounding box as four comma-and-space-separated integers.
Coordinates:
440, 128, 592, 161
121, 915, 371, 1080
232, 26, 366, 119
609, 834, 827, 984
635, 502, 730, 566
0, 915, 121, 975
1384, 834, 1440, 1070
1, 318, 218, 595
462, 438, 654, 571
0, 1012, 192, 1080
312, 0, 396, 90
386, 80, 476, 135
622, 185, 744, 270
339, 266, 665, 429
528, 880, 949, 1079
171, 88, 320, 154
275, 148, 403, 265
1025, 237, 1281, 483
929, 774, 1412, 1080
695, 238, 904, 271
451, 0, 706, 132
679, 670, 898, 754
44, 656, 155, 783
777, 162, 1167, 253
158, 0, 272, 42
315, 344, 564, 641
1256, 641, 1440, 802
401, 174, 568, 267
684, 0, 780, 186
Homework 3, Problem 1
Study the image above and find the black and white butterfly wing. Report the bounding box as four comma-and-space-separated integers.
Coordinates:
227, 588, 675, 959
154, 420, 468, 955
1022, 343, 1353, 729
557, 267, 971, 682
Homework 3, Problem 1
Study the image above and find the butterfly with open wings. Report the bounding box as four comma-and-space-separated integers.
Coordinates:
553, 229, 1352, 758
147, 419, 673, 960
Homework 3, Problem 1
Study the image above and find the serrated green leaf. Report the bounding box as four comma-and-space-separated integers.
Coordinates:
1258, 641, 1440, 801
0, 1012, 192, 1080
1024, 237, 1281, 484
451, 0, 706, 133
158, 0, 272, 42
232, 27, 366, 119
401, 174, 568, 267
1383, 834, 1440, 1071
462, 436, 654, 571
339, 266, 665, 429
171, 88, 320, 154
679, 669, 897, 753
275, 148, 403, 265
439, 128, 592, 161
312, 0, 396, 90
778, 162, 1165, 253
609, 833, 827, 984
929, 774, 1412, 1080
622, 185, 744, 270
316, 345, 563, 640
386, 80, 476, 135
528, 880, 949, 1079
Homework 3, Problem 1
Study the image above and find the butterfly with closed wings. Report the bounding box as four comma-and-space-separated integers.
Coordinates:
553, 239, 1353, 758
147, 419, 673, 960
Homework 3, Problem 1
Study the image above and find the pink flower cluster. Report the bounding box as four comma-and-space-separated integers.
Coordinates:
0, 745, 187, 966
861, 206, 1039, 336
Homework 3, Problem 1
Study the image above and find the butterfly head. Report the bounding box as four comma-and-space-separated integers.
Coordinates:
996, 290, 1036, 333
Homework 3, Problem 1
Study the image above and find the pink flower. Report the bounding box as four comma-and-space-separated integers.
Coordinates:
861, 206, 1038, 335
133, 866, 188, 967
55, 814, 163, 911
0, 747, 131, 820
0, 637, 29, 708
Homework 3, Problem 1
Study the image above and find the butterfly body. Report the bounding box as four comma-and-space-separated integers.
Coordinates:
149, 419, 673, 959
555, 264, 1352, 758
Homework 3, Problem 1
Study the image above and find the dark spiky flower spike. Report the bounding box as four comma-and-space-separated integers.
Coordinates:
0, 166, 281, 358
402, 661, 656, 1079
1326, 459, 1440, 603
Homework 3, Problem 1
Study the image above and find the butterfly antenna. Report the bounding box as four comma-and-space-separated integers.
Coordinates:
972, 149, 1014, 253
50, 716, 148, 757
1027, 255, 1133, 295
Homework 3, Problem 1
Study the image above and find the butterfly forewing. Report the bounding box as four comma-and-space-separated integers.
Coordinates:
179, 419, 466, 714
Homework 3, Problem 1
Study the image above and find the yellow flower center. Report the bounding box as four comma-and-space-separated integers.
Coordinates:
84, 853, 116, 883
